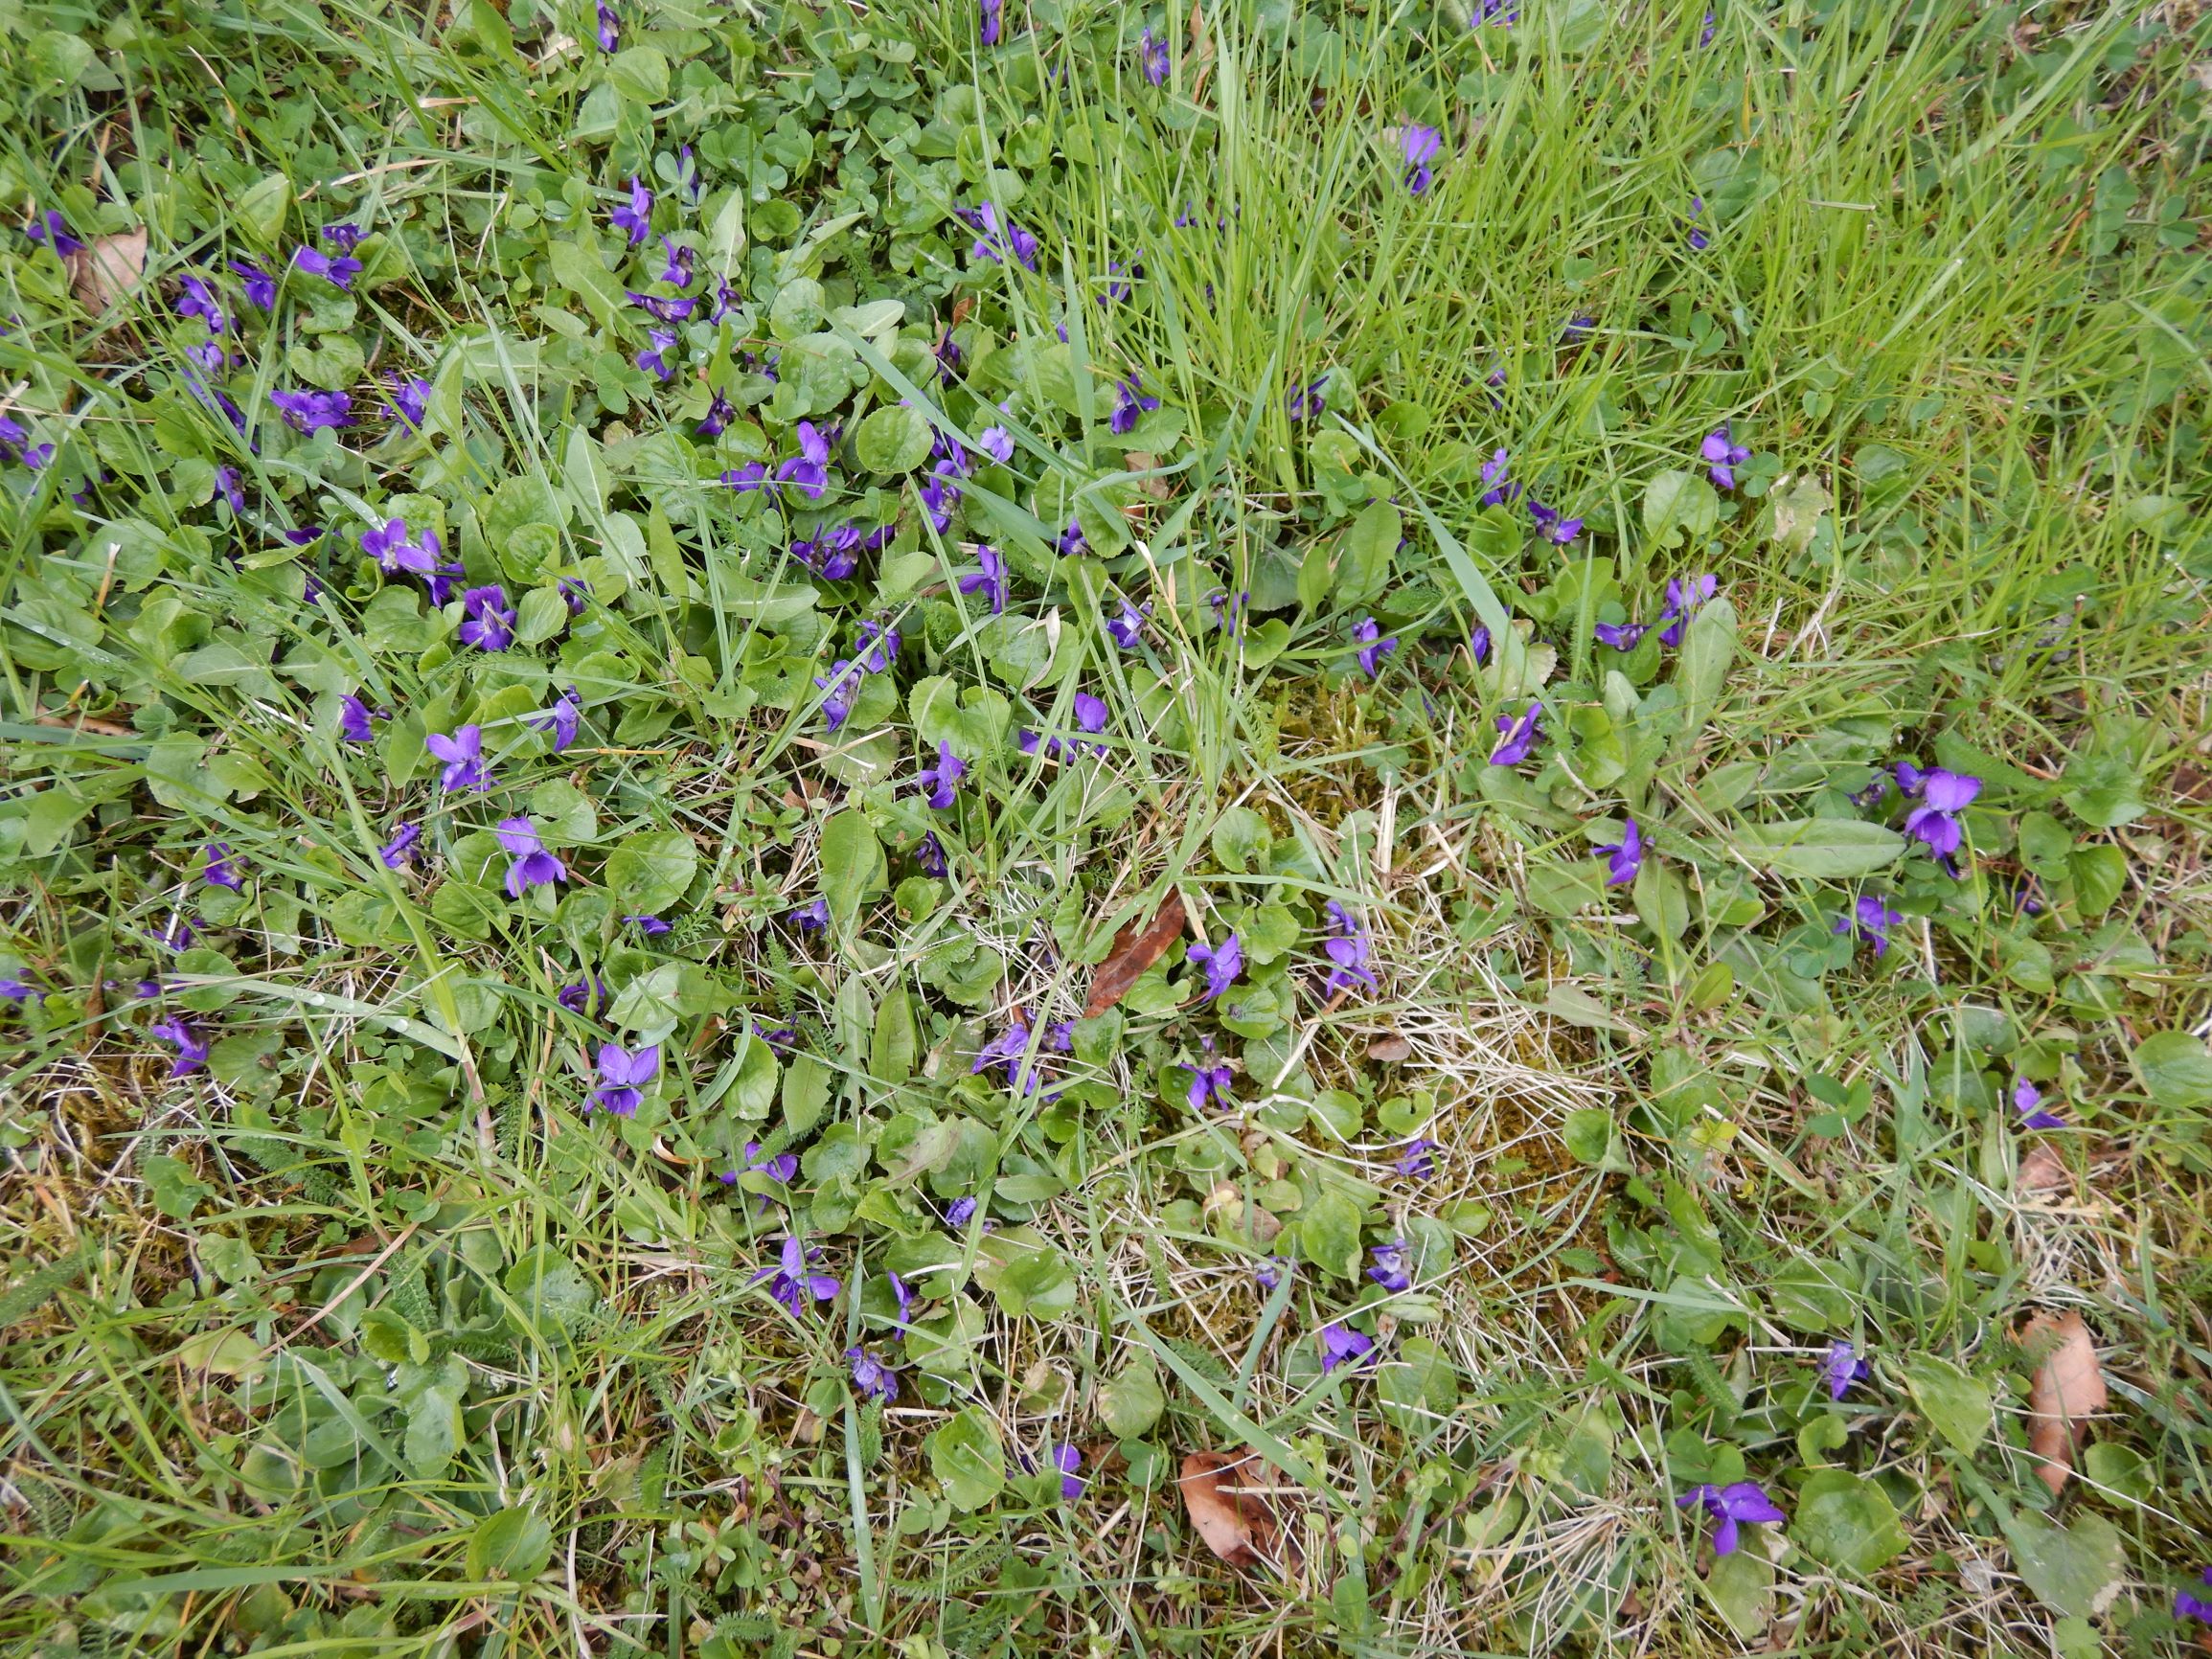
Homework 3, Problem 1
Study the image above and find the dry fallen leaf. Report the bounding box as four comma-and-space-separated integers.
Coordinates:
2019, 1308, 2106, 1495
66, 229, 148, 315
1083, 891, 1186, 1016
1177, 1450, 1279, 1567
2017, 1142, 2070, 1193
1367, 1033, 1412, 1063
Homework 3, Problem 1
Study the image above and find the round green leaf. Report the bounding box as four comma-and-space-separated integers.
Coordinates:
925, 1405, 1005, 1511
467, 1507, 554, 1583
855, 403, 933, 474
604, 830, 696, 914
1789, 1469, 1906, 1576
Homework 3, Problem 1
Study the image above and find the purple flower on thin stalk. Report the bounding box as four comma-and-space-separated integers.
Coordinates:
1657, 574, 1718, 647
1834, 894, 1902, 957
595, 0, 618, 50
956, 545, 1007, 614
916, 741, 967, 810
979, 424, 1015, 464
2174, 1568, 2212, 1625
611, 176, 653, 245
1469, 625, 1492, 666
533, 687, 582, 752
1399, 125, 1442, 194
1106, 598, 1149, 648
425, 725, 491, 792
1053, 1444, 1084, 1501
886, 1271, 916, 1328
739, 1140, 798, 1184
790, 897, 831, 933
559, 975, 608, 1016
946, 1197, 979, 1227
2013, 1079, 2064, 1131
1057, 519, 1088, 557
1286, 375, 1328, 422
1140, 27, 1169, 83
425, 560, 467, 607
1479, 447, 1518, 507
1595, 820, 1642, 887
293, 247, 362, 289
636, 327, 677, 381
1594, 621, 1647, 650
321, 222, 365, 253
1255, 1258, 1289, 1292
979, 0, 1002, 45
269, 389, 353, 433
1208, 589, 1249, 635
1699, 10, 1716, 46
916, 831, 948, 877
229, 259, 277, 309
776, 420, 832, 498
1489, 701, 1542, 766
1825, 1340, 1871, 1401
150, 1015, 209, 1078
0, 975, 41, 1007
973, 1021, 1040, 1095
1526, 497, 1583, 544
215, 466, 245, 513
1354, 617, 1397, 679
814, 659, 862, 731
1676, 1482, 1786, 1557
958, 201, 1040, 271
388, 375, 433, 430
1187, 934, 1242, 1002
361, 516, 436, 575
1183, 1057, 1235, 1112
591, 1042, 661, 1116
627, 289, 696, 325
848, 1348, 899, 1403
696, 391, 735, 437
24, 210, 84, 255
496, 817, 566, 897
201, 842, 243, 891
1904, 769, 1980, 862
1109, 375, 1159, 436
656, 237, 695, 287
626, 914, 671, 937
1367, 1239, 1414, 1293
720, 462, 767, 492
1701, 423, 1750, 490
932, 330, 965, 385
458, 584, 516, 651
1683, 196, 1710, 251
176, 275, 225, 332
559, 578, 591, 617
378, 823, 422, 868
1321, 900, 1377, 996
752, 1239, 835, 1318
855, 616, 901, 674
1319, 1323, 1375, 1374
1396, 1139, 1437, 1178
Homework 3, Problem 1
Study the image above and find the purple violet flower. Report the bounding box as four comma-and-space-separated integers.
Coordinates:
595, 0, 618, 50
1489, 701, 1542, 766
886, 1270, 916, 1328
559, 975, 609, 1016
458, 584, 516, 651
972, 1022, 1040, 1095
1255, 1258, 1289, 1292
425, 725, 491, 792
790, 897, 831, 933
1825, 1340, 1871, 1401
2014, 1079, 2064, 1131
627, 289, 696, 325
25, 210, 85, 255
959, 201, 1040, 271
636, 327, 677, 381
360, 516, 435, 575
776, 420, 832, 498
378, 823, 422, 868
1183, 1058, 1235, 1112
1676, 1482, 1786, 1557
1834, 894, 1902, 957
740, 1140, 797, 1183
1110, 375, 1160, 436
626, 914, 671, 937
1186, 933, 1242, 1002
1396, 1139, 1437, 1178
1684, 196, 1710, 251
1595, 820, 1642, 887
1479, 447, 1518, 507
1321, 900, 1377, 996
150, 1015, 209, 1078
979, 423, 1015, 464
980, 0, 1002, 46
388, 375, 432, 430
815, 659, 862, 731
1526, 497, 1583, 544
848, 1347, 899, 1403
229, 259, 277, 309
1106, 598, 1150, 648
176, 275, 225, 332
611, 176, 653, 245
293, 247, 361, 289
752, 1239, 835, 1318
1594, 621, 1648, 650
215, 466, 245, 513
1657, 574, 1718, 647
201, 842, 243, 891
1904, 769, 1981, 862
1701, 423, 1750, 490
1399, 125, 1442, 194
917, 740, 967, 810
269, 389, 353, 433
591, 1042, 660, 1116
1319, 1323, 1375, 1374
1053, 1444, 1084, 1500
1367, 1239, 1413, 1293
496, 817, 566, 897
1140, 27, 1169, 83
338, 694, 381, 742
1354, 617, 1397, 679
946, 1196, 979, 1227
916, 831, 948, 877
533, 687, 582, 752
2174, 1568, 2212, 1625
656, 237, 695, 287
1470, 625, 1492, 665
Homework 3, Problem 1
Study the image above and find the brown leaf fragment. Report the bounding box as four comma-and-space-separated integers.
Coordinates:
1367, 1033, 1412, 1063
2019, 1309, 2106, 1495
1177, 1449, 1278, 1567
2017, 1142, 2070, 1193
1083, 891, 1186, 1016
67, 229, 148, 315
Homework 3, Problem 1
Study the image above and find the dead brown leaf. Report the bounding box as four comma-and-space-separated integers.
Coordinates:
66, 229, 148, 315
2019, 1309, 2106, 1495
2017, 1142, 2071, 1193
1177, 1450, 1279, 1568
1367, 1033, 1412, 1063
1083, 891, 1186, 1016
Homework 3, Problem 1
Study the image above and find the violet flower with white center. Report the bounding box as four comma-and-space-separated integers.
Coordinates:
1183, 1057, 1234, 1112
270, 389, 353, 433
215, 466, 244, 513
1354, 617, 1397, 678
959, 201, 1040, 270
1254, 1258, 1289, 1292
636, 327, 677, 381
956, 545, 1007, 615
533, 687, 582, 752
627, 289, 696, 325
1489, 701, 1542, 766
202, 842, 243, 891
1825, 1340, 1871, 1401
776, 420, 832, 497
1109, 375, 1159, 435
916, 740, 967, 810
855, 616, 901, 673
229, 258, 277, 309
814, 658, 862, 731
696, 391, 735, 437
150, 1015, 209, 1078
741, 1140, 797, 1183
496, 817, 566, 897
338, 694, 381, 743
1319, 1323, 1374, 1374
1399, 125, 1442, 194
1676, 1482, 1785, 1557
1526, 497, 1583, 544
387, 375, 432, 430
790, 897, 831, 933
720, 461, 768, 492
1321, 899, 1377, 996
1187, 934, 1242, 1002
1657, 574, 1718, 647
591, 1042, 660, 1116
656, 237, 695, 287
611, 176, 653, 245
424, 725, 491, 792
2013, 1079, 2064, 1130
425, 559, 467, 607
293, 247, 361, 289
361, 516, 434, 576
1367, 1239, 1413, 1293
979, 423, 1015, 464
378, 823, 422, 868
848, 1348, 899, 1403
972, 1021, 1038, 1094
1834, 894, 1902, 957
321, 222, 364, 252
595, 0, 618, 50
1478, 447, 1517, 507
1057, 519, 1087, 557
1701, 423, 1750, 489
1595, 820, 1642, 887
458, 585, 516, 651
979, 0, 1001, 45
1904, 769, 1980, 863
1106, 598, 1149, 648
